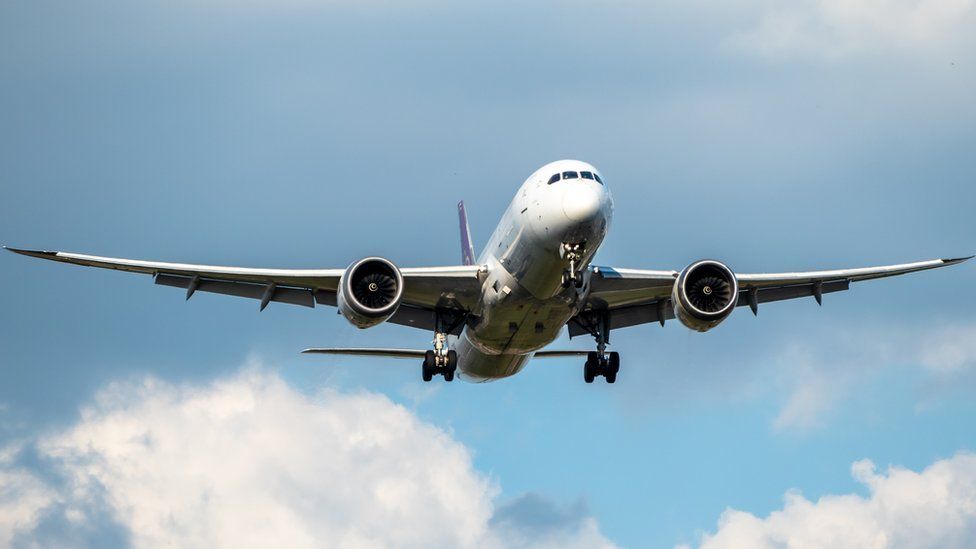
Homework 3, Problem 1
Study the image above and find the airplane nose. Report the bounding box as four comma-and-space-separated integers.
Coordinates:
562, 184, 604, 222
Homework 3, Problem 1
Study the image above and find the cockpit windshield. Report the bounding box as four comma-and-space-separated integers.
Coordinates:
546, 169, 604, 185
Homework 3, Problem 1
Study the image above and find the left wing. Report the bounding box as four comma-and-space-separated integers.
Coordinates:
5, 247, 483, 332
571, 256, 972, 337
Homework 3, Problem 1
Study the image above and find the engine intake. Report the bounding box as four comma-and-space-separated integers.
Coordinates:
672, 260, 738, 332
338, 257, 404, 328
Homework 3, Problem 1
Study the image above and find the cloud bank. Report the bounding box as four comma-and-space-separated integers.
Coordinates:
729, 0, 976, 60
697, 452, 976, 548
0, 370, 614, 548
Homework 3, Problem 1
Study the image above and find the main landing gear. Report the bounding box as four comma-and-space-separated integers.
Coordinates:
421, 310, 464, 382
575, 310, 619, 384
584, 351, 619, 384
422, 346, 457, 382
561, 243, 585, 289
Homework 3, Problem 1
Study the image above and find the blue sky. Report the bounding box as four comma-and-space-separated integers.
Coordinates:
2, 0, 975, 547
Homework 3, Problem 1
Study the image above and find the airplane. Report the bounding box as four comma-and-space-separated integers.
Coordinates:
6, 159, 972, 383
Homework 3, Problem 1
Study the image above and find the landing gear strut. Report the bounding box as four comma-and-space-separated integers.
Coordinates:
576, 310, 619, 384
421, 310, 464, 382
561, 243, 585, 289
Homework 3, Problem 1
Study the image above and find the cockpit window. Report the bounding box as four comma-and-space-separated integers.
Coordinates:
562, 171, 579, 179
580, 171, 594, 180
547, 173, 560, 185
593, 173, 604, 184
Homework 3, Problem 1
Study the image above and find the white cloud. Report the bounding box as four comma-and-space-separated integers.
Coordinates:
770, 323, 976, 432
771, 342, 855, 431
0, 370, 615, 548
0, 446, 56, 547
918, 324, 976, 375
696, 452, 976, 548
728, 0, 976, 60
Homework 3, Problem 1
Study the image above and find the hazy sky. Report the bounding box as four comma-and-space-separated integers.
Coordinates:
2, 0, 975, 547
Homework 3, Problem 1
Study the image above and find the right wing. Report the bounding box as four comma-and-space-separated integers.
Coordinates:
5, 247, 484, 333
571, 256, 971, 336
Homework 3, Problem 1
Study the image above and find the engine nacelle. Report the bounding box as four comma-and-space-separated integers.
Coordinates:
672, 260, 738, 332
337, 257, 404, 329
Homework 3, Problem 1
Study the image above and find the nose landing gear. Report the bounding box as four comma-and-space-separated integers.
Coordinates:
561, 243, 585, 289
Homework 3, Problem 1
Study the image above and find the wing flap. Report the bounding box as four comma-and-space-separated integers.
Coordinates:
155, 274, 316, 308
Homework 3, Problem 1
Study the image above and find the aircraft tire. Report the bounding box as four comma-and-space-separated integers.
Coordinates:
584, 352, 597, 383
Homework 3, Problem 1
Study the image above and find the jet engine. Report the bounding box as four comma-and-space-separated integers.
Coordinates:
672, 260, 738, 332
337, 257, 404, 329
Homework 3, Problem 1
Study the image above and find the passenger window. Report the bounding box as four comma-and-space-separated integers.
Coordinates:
580, 171, 594, 180
547, 173, 560, 184
562, 171, 579, 179
593, 173, 603, 184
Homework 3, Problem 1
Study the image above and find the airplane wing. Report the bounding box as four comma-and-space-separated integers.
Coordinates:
570, 256, 972, 337
5, 247, 483, 333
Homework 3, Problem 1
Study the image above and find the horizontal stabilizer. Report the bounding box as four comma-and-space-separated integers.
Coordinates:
302, 348, 425, 359
534, 350, 591, 358
301, 348, 591, 360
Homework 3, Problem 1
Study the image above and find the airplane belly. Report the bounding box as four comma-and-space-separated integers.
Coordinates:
464, 283, 578, 355
455, 332, 533, 382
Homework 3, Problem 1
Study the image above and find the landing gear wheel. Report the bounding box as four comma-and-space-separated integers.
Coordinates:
562, 271, 584, 289
584, 352, 597, 383
606, 352, 620, 384
422, 350, 436, 382
444, 350, 458, 382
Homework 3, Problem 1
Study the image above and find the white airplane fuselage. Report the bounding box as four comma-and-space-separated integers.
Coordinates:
456, 160, 613, 381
